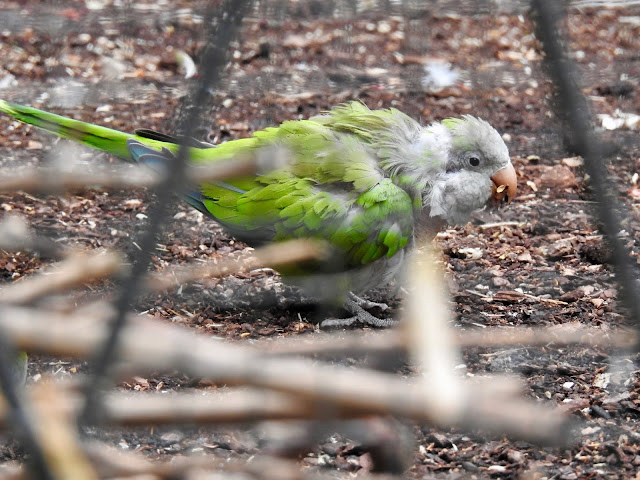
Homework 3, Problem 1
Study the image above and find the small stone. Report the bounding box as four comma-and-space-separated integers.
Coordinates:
321, 441, 347, 456
590, 404, 611, 419
539, 165, 578, 189
76, 33, 92, 44
462, 461, 479, 471
124, 199, 142, 208
558, 289, 585, 303
593, 372, 611, 389
160, 431, 185, 445
457, 247, 483, 259
517, 251, 533, 262
488, 465, 507, 473
426, 432, 453, 448
377, 21, 392, 33
581, 426, 601, 435
506, 449, 524, 463
547, 238, 573, 259
562, 156, 584, 167
492, 276, 511, 287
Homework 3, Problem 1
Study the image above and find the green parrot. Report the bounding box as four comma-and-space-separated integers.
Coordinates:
0, 100, 517, 327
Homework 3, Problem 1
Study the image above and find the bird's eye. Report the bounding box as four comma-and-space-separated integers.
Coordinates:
468, 155, 481, 167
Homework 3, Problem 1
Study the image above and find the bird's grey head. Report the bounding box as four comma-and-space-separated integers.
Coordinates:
427, 115, 517, 225
442, 115, 510, 177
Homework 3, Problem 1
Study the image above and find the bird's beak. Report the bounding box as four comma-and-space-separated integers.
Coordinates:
490, 163, 517, 205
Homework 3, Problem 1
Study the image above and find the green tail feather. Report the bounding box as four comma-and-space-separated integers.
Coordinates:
0, 99, 258, 166
0, 100, 167, 160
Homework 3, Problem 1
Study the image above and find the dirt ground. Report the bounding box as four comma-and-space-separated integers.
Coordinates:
1, 1, 640, 478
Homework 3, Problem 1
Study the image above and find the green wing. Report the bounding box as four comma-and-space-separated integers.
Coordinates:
198, 118, 414, 268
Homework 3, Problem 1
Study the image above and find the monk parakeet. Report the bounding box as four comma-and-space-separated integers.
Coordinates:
0, 100, 517, 327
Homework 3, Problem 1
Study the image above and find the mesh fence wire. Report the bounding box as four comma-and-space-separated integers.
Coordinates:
0, 0, 640, 478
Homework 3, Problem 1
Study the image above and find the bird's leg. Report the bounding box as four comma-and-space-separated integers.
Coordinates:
320, 293, 398, 329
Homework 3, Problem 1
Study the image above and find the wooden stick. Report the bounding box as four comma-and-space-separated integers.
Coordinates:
0, 251, 123, 304
0, 305, 571, 444
403, 247, 463, 424
0, 167, 157, 193
478, 221, 522, 230
0, 387, 355, 429
0, 148, 290, 194
467, 289, 569, 306
145, 239, 327, 293
254, 323, 634, 357
0, 238, 324, 305
29, 383, 99, 480
0, 439, 394, 480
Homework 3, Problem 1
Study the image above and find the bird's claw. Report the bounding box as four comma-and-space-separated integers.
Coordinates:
320, 294, 398, 329
348, 292, 391, 311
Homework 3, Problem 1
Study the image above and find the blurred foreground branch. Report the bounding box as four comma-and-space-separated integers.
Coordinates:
0, 301, 571, 444
0, 238, 325, 305
255, 323, 635, 358
0, 250, 123, 305
0, 439, 397, 480
0, 147, 290, 195
146, 239, 327, 293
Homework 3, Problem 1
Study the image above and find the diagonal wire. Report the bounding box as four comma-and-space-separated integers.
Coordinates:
530, 1, 640, 336
0, 335, 56, 479
79, 0, 254, 426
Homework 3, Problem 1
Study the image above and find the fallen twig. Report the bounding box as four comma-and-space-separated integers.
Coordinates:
467, 289, 569, 306
0, 167, 157, 194
0, 238, 325, 305
478, 221, 523, 230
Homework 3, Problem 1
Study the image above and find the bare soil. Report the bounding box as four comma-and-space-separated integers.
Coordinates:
1, 1, 640, 478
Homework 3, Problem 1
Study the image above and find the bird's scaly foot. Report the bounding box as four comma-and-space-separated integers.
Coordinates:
347, 292, 391, 311
320, 293, 398, 328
